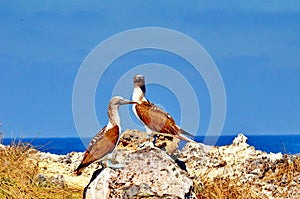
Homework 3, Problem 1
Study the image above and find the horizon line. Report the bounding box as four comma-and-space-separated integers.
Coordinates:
1, 133, 300, 139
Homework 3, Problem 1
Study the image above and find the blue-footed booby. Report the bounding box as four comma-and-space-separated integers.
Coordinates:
74, 96, 136, 176
131, 74, 194, 144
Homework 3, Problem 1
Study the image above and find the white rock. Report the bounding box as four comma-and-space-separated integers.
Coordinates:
84, 146, 193, 199
232, 133, 248, 146
269, 152, 283, 162
0, 144, 5, 150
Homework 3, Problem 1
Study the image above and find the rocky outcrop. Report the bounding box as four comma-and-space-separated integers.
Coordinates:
84, 146, 193, 199
180, 134, 300, 198
14, 131, 299, 198
118, 129, 180, 154
33, 151, 96, 189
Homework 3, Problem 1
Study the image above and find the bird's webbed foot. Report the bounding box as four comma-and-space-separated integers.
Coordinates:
153, 134, 157, 145
139, 133, 158, 148
139, 140, 155, 148
105, 159, 124, 169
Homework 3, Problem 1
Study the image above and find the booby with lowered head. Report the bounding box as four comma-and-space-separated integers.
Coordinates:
131, 74, 194, 144
74, 96, 136, 175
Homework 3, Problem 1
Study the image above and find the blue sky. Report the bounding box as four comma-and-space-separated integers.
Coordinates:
0, 1, 300, 138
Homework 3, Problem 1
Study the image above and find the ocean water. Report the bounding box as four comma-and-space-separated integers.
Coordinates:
2, 135, 300, 155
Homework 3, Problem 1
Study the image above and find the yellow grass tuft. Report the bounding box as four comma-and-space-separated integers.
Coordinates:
264, 154, 300, 198
194, 155, 300, 199
194, 176, 264, 199
0, 140, 82, 199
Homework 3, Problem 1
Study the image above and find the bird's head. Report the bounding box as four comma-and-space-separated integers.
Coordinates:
110, 96, 136, 107
133, 74, 146, 94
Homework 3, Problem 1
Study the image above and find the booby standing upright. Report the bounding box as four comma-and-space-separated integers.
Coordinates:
74, 96, 136, 175
131, 75, 194, 143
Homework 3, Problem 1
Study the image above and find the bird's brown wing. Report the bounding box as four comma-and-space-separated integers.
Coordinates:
135, 101, 180, 136
85, 125, 107, 153
74, 125, 119, 175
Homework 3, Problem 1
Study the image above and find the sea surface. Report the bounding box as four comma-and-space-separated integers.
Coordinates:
2, 135, 300, 155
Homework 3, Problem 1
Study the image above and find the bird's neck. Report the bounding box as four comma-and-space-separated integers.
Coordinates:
132, 87, 147, 103
108, 105, 120, 128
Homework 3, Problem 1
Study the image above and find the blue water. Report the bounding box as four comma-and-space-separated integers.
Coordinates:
2, 135, 300, 155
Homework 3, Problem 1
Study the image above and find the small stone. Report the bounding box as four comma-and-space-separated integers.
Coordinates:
37, 173, 47, 182
0, 144, 5, 151
49, 174, 66, 188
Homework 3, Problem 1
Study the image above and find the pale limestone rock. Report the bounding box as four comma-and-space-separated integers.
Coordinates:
269, 152, 283, 162
118, 129, 148, 151
0, 143, 5, 151
179, 133, 300, 198
119, 129, 180, 154
28, 131, 299, 198
232, 133, 248, 146
84, 146, 193, 199
84, 168, 114, 199
34, 151, 94, 188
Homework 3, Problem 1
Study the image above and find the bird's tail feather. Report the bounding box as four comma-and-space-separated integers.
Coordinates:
74, 163, 89, 176
74, 168, 83, 176
177, 134, 194, 142
180, 128, 194, 138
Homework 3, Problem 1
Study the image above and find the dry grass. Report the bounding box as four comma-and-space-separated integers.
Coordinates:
194, 175, 264, 199
194, 155, 300, 199
0, 140, 82, 199
264, 155, 300, 198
